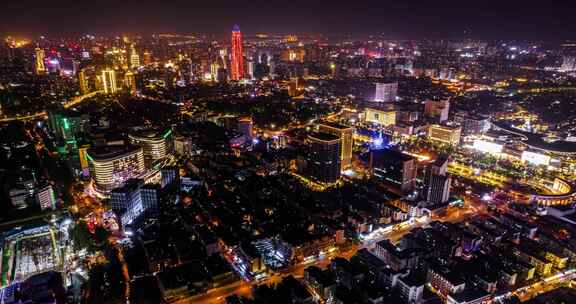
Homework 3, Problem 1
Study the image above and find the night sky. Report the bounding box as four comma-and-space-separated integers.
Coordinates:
1, 0, 575, 39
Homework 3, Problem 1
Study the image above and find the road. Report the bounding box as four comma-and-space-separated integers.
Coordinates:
174, 196, 486, 304
0, 91, 101, 123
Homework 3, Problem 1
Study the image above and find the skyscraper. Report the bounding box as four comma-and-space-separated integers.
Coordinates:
130, 44, 140, 69
306, 132, 341, 184
424, 155, 451, 204
35, 47, 46, 75
318, 121, 353, 170
230, 25, 244, 81
101, 68, 118, 94
78, 68, 89, 94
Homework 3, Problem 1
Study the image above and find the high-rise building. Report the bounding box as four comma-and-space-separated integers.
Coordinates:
87, 145, 146, 193
424, 98, 450, 122
370, 149, 417, 193
101, 68, 118, 94
130, 44, 140, 69
78, 69, 90, 94
318, 121, 353, 170
365, 107, 396, 126
35, 47, 46, 75
306, 132, 341, 184
110, 179, 143, 213
374, 82, 398, 102
111, 179, 160, 228
230, 25, 244, 81
428, 124, 461, 146
247, 60, 255, 80
124, 71, 136, 93
128, 128, 174, 168
34, 184, 56, 211
424, 155, 451, 204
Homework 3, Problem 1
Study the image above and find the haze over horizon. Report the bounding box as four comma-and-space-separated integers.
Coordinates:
1, 0, 576, 40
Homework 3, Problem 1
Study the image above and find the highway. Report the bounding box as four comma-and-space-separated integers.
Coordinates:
0, 91, 102, 123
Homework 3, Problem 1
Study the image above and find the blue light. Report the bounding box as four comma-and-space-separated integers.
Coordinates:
252, 138, 259, 144
373, 137, 384, 148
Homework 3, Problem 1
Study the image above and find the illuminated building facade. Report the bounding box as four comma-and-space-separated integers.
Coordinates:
374, 82, 398, 102
130, 44, 140, 68
78, 68, 89, 94
428, 124, 461, 146
34, 184, 56, 211
365, 107, 396, 126
128, 128, 174, 168
230, 25, 244, 81
124, 71, 136, 93
318, 121, 353, 170
306, 132, 341, 184
87, 145, 145, 193
34, 47, 46, 75
101, 68, 118, 93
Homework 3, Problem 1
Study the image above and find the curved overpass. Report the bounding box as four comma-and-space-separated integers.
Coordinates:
492, 121, 576, 156
0, 91, 102, 123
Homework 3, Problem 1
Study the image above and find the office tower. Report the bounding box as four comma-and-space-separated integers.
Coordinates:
237, 118, 253, 141
128, 128, 174, 168
370, 149, 416, 193
424, 155, 451, 204
78, 69, 89, 94
35, 184, 56, 211
210, 61, 220, 81
101, 68, 118, 93
424, 98, 450, 122
374, 82, 398, 102
130, 44, 140, 69
230, 25, 244, 81
318, 121, 353, 170
428, 124, 461, 145
124, 71, 136, 93
219, 49, 228, 69
161, 167, 179, 190
110, 179, 143, 213
140, 184, 160, 215
307, 132, 341, 184
35, 47, 46, 75
87, 145, 145, 193
364, 107, 397, 126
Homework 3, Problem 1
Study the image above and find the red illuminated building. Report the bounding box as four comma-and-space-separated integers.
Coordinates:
230, 24, 244, 81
